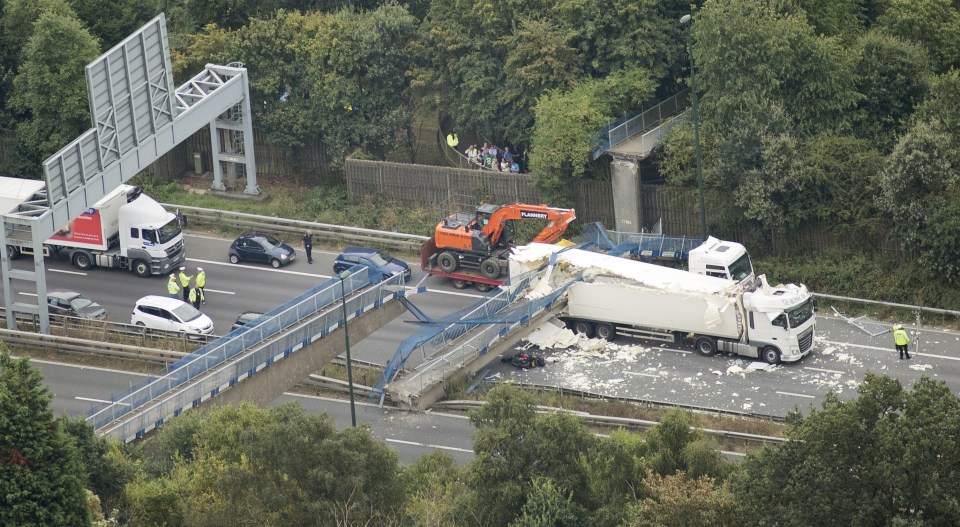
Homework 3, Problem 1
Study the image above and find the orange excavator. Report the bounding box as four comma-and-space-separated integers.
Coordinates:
427, 203, 577, 280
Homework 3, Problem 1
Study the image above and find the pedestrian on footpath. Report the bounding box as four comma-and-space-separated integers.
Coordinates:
178, 266, 192, 302
303, 230, 313, 264
196, 267, 206, 304
189, 286, 203, 310
893, 324, 911, 359
167, 274, 179, 299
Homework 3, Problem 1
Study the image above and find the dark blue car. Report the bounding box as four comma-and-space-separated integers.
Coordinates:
229, 233, 296, 268
334, 247, 412, 281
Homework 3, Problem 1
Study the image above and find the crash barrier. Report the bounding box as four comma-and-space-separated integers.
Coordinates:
0, 307, 217, 350
592, 89, 689, 160
434, 400, 787, 444
88, 264, 395, 439
382, 271, 578, 406
0, 326, 183, 364
166, 204, 429, 253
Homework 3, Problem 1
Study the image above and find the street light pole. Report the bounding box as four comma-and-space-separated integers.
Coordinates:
337, 270, 357, 427
681, 13, 707, 240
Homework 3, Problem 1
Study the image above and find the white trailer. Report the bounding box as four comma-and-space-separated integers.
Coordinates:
539, 248, 815, 364
2, 178, 185, 277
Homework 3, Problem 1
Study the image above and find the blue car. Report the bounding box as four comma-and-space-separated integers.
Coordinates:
334, 247, 412, 280
229, 233, 296, 268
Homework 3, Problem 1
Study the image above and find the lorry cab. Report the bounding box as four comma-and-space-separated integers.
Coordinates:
742, 283, 816, 363
688, 237, 755, 285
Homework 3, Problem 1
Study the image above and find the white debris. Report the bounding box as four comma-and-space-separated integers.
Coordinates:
711, 370, 723, 376
909, 364, 933, 371
745, 362, 774, 372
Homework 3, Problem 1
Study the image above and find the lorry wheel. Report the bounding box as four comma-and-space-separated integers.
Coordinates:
595, 323, 615, 341
480, 257, 500, 279
6, 245, 20, 260
572, 320, 594, 338
133, 260, 151, 278
695, 337, 718, 356
475, 282, 492, 293
761, 346, 782, 365
72, 252, 93, 270
451, 279, 469, 289
437, 252, 458, 273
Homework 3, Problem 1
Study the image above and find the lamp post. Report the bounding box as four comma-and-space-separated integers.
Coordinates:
337, 270, 357, 427
681, 13, 707, 240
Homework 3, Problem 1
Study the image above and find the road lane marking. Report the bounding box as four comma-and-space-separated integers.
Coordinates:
804, 367, 844, 374
203, 288, 235, 295
624, 371, 661, 378
18, 292, 37, 297
385, 438, 474, 454
776, 391, 815, 399
50, 268, 87, 276
187, 258, 330, 278
75, 397, 129, 406
819, 340, 957, 361
13, 357, 152, 376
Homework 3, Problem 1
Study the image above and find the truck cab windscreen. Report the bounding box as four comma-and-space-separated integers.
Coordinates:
728, 253, 754, 282
155, 217, 182, 244
787, 298, 815, 328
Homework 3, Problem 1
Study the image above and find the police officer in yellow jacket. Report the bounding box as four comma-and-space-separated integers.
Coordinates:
178, 266, 192, 302
196, 267, 206, 304
893, 324, 911, 360
167, 274, 180, 299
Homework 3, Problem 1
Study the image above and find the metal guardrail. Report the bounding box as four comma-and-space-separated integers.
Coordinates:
434, 400, 786, 445
592, 90, 689, 160
166, 204, 429, 253
2, 327, 184, 365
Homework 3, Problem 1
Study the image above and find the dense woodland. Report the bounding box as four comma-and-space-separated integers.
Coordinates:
3, 1, 960, 524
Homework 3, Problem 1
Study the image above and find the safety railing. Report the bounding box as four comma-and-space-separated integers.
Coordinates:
592, 90, 689, 160
88, 264, 386, 435
166, 204, 429, 253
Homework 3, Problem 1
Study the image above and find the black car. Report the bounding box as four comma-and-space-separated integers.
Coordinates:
47, 290, 106, 320
232, 311, 264, 331
333, 247, 412, 280
228, 233, 296, 268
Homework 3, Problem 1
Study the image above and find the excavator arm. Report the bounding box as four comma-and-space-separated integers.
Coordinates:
482, 204, 577, 246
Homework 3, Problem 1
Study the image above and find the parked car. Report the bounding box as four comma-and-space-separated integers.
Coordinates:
47, 290, 106, 320
232, 311, 263, 331
333, 247, 412, 280
228, 233, 296, 268
131, 295, 214, 335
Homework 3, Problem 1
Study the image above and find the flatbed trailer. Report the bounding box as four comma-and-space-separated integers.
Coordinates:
420, 237, 505, 292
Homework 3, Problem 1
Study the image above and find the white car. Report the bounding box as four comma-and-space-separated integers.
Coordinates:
131, 295, 214, 336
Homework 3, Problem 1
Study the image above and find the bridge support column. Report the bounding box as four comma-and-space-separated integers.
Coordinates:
610, 155, 642, 233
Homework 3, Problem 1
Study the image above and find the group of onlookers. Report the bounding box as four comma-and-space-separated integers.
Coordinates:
463, 143, 527, 173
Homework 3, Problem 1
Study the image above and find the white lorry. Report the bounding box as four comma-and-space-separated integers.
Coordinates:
514, 245, 815, 364
1, 177, 185, 277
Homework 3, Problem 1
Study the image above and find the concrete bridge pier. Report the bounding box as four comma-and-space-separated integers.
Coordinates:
610, 155, 642, 233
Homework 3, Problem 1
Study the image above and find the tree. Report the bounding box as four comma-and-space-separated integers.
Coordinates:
0, 351, 89, 527
619, 472, 743, 527
733, 374, 960, 525
508, 477, 579, 527
67, 0, 161, 48
876, 119, 960, 280
8, 8, 100, 172
876, 0, 960, 73
850, 30, 929, 149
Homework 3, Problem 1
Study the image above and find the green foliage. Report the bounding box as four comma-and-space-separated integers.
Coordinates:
850, 30, 929, 149
508, 477, 579, 527
401, 451, 471, 526
67, 0, 162, 48
128, 401, 405, 526
876, 119, 960, 280
60, 419, 138, 516
876, 0, 960, 72
8, 7, 100, 172
620, 472, 742, 527
0, 351, 90, 527
733, 374, 960, 525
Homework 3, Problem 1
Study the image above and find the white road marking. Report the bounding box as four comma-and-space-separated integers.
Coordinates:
624, 371, 661, 378
819, 340, 956, 361
776, 391, 815, 399
18, 292, 37, 297
385, 437, 474, 454
13, 357, 152, 376
427, 289, 483, 299
203, 288, 235, 295
804, 367, 844, 375
75, 397, 129, 406
50, 268, 87, 276
187, 257, 330, 278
